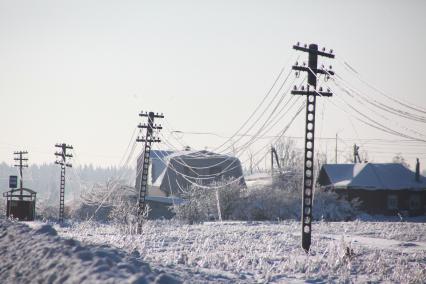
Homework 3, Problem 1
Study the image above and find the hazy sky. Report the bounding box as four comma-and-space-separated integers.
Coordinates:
1, 0, 425, 168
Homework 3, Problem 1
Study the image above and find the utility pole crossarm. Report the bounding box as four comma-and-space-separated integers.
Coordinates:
136, 137, 162, 143
292, 66, 334, 76
138, 123, 163, 130
291, 90, 333, 97
293, 44, 335, 58
139, 111, 164, 118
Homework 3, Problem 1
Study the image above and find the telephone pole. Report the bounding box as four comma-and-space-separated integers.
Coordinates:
353, 144, 361, 163
291, 42, 335, 252
55, 143, 73, 223
271, 146, 282, 178
14, 151, 28, 190
136, 111, 163, 234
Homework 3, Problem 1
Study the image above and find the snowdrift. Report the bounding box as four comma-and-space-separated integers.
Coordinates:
0, 220, 179, 284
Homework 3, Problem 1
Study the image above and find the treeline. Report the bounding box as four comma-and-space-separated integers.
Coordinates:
0, 163, 134, 203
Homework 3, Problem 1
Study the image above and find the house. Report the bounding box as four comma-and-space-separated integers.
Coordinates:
144, 195, 185, 219
136, 149, 245, 197
317, 162, 426, 216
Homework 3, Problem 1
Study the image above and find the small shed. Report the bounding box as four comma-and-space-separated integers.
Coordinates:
318, 163, 426, 216
3, 188, 37, 221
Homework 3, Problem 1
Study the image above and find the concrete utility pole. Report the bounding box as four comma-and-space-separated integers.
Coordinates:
291, 42, 335, 252
136, 111, 163, 234
14, 151, 28, 192
55, 143, 73, 223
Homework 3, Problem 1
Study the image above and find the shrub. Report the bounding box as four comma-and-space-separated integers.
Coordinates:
173, 181, 360, 222
172, 179, 243, 223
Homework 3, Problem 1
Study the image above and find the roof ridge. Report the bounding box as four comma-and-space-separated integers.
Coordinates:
368, 163, 386, 189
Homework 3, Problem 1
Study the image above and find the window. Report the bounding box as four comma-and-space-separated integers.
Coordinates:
387, 194, 398, 210
409, 194, 421, 210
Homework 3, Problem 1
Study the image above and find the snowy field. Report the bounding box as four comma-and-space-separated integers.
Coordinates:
0, 220, 178, 284
49, 219, 426, 283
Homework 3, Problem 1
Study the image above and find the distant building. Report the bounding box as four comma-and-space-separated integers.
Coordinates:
318, 162, 426, 216
136, 149, 245, 197
3, 188, 37, 221
134, 149, 244, 219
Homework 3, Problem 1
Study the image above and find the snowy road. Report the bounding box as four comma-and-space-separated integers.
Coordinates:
323, 233, 426, 253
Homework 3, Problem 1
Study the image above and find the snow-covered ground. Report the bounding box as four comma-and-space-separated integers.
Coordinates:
0, 220, 178, 284
50, 219, 426, 283
1, 217, 425, 283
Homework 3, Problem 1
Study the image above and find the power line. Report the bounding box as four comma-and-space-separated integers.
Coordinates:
156, 75, 307, 178
158, 89, 306, 179
149, 100, 306, 189
212, 56, 299, 154
331, 73, 426, 124
332, 80, 426, 139
314, 68, 426, 144
338, 58, 426, 114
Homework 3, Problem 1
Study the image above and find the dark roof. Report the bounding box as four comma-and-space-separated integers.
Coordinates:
319, 163, 426, 191
150, 150, 174, 159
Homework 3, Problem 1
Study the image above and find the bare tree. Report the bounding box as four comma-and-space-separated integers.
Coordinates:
73, 179, 148, 232
272, 138, 303, 191
392, 153, 410, 168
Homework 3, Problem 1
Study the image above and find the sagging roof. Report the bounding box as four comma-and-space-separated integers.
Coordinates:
319, 163, 426, 191
139, 149, 245, 195
151, 149, 241, 185
150, 150, 175, 183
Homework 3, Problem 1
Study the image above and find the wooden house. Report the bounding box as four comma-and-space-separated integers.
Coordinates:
318, 162, 426, 216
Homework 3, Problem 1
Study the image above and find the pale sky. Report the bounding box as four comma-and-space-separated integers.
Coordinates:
1, 0, 425, 168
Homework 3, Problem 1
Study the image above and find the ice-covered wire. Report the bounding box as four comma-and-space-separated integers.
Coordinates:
332, 72, 426, 123
338, 58, 426, 114
156, 91, 305, 180
212, 54, 300, 154
319, 69, 426, 142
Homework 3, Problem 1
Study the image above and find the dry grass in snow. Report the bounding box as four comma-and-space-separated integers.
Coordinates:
55, 220, 426, 283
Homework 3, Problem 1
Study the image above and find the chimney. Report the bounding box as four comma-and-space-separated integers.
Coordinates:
415, 158, 420, 182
